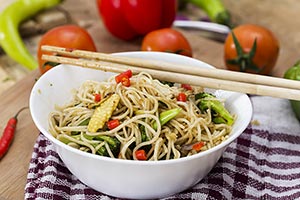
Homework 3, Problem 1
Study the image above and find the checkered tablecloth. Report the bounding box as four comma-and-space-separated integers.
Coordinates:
24, 96, 300, 200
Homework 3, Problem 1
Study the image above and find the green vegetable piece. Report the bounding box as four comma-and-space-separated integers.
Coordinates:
284, 61, 300, 80
212, 116, 227, 124
139, 124, 148, 142
160, 80, 174, 87
138, 124, 152, 152
0, 0, 63, 70
196, 92, 234, 125
57, 134, 73, 144
188, 0, 232, 27
71, 118, 90, 135
94, 135, 121, 157
284, 61, 300, 120
153, 108, 182, 130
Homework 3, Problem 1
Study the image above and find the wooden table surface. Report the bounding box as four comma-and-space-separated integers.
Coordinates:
0, 0, 300, 199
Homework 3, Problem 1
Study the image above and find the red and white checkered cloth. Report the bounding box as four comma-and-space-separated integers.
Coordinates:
25, 96, 300, 200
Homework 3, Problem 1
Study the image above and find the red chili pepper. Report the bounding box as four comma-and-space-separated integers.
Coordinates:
107, 119, 120, 130
0, 107, 28, 159
97, 0, 176, 40
181, 84, 192, 90
192, 141, 205, 152
135, 149, 147, 160
122, 69, 133, 78
115, 70, 132, 87
177, 93, 187, 102
94, 93, 101, 102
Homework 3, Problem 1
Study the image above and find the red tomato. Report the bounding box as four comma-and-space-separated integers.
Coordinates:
224, 24, 280, 75
141, 28, 193, 57
37, 25, 97, 74
97, 0, 176, 40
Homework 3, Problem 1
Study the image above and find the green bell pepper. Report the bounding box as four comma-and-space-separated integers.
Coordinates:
284, 61, 300, 120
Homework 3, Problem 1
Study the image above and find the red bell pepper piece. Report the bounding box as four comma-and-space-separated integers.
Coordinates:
135, 149, 147, 161
94, 93, 101, 102
181, 83, 192, 90
97, 0, 177, 40
177, 93, 187, 102
107, 119, 120, 130
115, 70, 132, 87
192, 141, 205, 152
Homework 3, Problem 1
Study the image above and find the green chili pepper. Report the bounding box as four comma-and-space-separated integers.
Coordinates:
0, 0, 62, 70
187, 0, 232, 27
284, 61, 300, 121
195, 92, 234, 125
153, 108, 182, 130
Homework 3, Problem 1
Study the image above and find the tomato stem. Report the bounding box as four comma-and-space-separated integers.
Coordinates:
226, 31, 262, 73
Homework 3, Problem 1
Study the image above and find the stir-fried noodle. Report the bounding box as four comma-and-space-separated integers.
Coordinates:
49, 72, 234, 161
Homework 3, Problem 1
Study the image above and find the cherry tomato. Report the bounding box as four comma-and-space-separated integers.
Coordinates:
141, 28, 193, 57
224, 24, 280, 75
37, 25, 97, 74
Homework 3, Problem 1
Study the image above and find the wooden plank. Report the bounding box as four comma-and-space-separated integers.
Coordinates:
0, 70, 40, 200
0, 1, 300, 199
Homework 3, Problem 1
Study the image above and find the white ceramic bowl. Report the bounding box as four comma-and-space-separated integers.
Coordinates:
30, 52, 252, 199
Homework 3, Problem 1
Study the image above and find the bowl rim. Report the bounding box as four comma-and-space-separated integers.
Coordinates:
30, 51, 253, 166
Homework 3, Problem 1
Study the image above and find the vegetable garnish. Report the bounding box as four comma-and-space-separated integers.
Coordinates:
0, 107, 28, 159
107, 119, 120, 130
115, 70, 132, 87
177, 93, 187, 102
94, 94, 101, 102
181, 84, 192, 90
153, 108, 182, 131
88, 94, 120, 132
135, 149, 147, 161
196, 92, 234, 125
192, 141, 205, 152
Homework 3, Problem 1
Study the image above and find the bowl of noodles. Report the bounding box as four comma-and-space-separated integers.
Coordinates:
30, 51, 252, 199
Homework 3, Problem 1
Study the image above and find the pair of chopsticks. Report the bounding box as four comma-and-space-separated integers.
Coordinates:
41, 45, 300, 101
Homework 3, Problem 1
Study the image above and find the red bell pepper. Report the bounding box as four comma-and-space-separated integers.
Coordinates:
97, 0, 177, 40
135, 149, 147, 160
115, 70, 132, 87
94, 93, 101, 102
177, 92, 187, 102
107, 119, 120, 130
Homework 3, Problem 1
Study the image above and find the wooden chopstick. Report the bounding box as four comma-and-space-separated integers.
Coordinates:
41, 45, 300, 101
42, 45, 300, 90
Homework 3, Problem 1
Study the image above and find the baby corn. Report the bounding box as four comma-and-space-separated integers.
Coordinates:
88, 94, 120, 132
